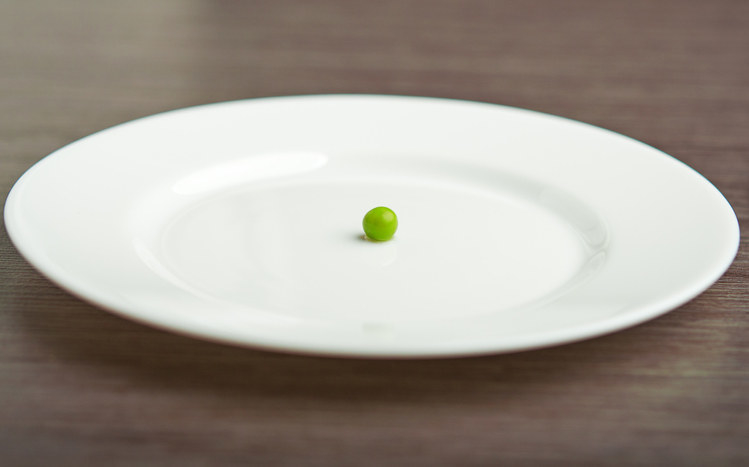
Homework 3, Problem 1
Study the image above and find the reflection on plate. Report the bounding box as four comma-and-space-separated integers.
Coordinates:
4, 95, 739, 357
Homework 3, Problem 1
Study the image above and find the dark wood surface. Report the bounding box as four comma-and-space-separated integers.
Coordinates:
1, 1, 748, 465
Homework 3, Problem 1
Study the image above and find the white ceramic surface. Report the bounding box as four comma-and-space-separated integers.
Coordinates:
4, 95, 739, 357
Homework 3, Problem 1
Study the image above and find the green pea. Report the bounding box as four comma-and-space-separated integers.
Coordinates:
363, 206, 398, 241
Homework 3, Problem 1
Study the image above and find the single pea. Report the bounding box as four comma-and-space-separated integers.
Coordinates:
362, 206, 398, 241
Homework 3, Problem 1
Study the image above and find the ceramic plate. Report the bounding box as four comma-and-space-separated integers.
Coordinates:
4, 95, 739, 357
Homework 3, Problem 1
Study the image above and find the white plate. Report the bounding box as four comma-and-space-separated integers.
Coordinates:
4, 95, 739, 358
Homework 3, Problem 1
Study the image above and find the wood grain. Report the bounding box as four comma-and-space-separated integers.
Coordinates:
1, 0, 748, 465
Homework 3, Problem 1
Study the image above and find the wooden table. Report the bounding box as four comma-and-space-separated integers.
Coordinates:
2, 1, 747, 465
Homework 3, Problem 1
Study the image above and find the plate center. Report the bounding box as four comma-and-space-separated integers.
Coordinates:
154, 174, 603, 322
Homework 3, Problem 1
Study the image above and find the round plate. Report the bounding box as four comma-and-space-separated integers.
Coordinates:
4, 95, 739, 357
